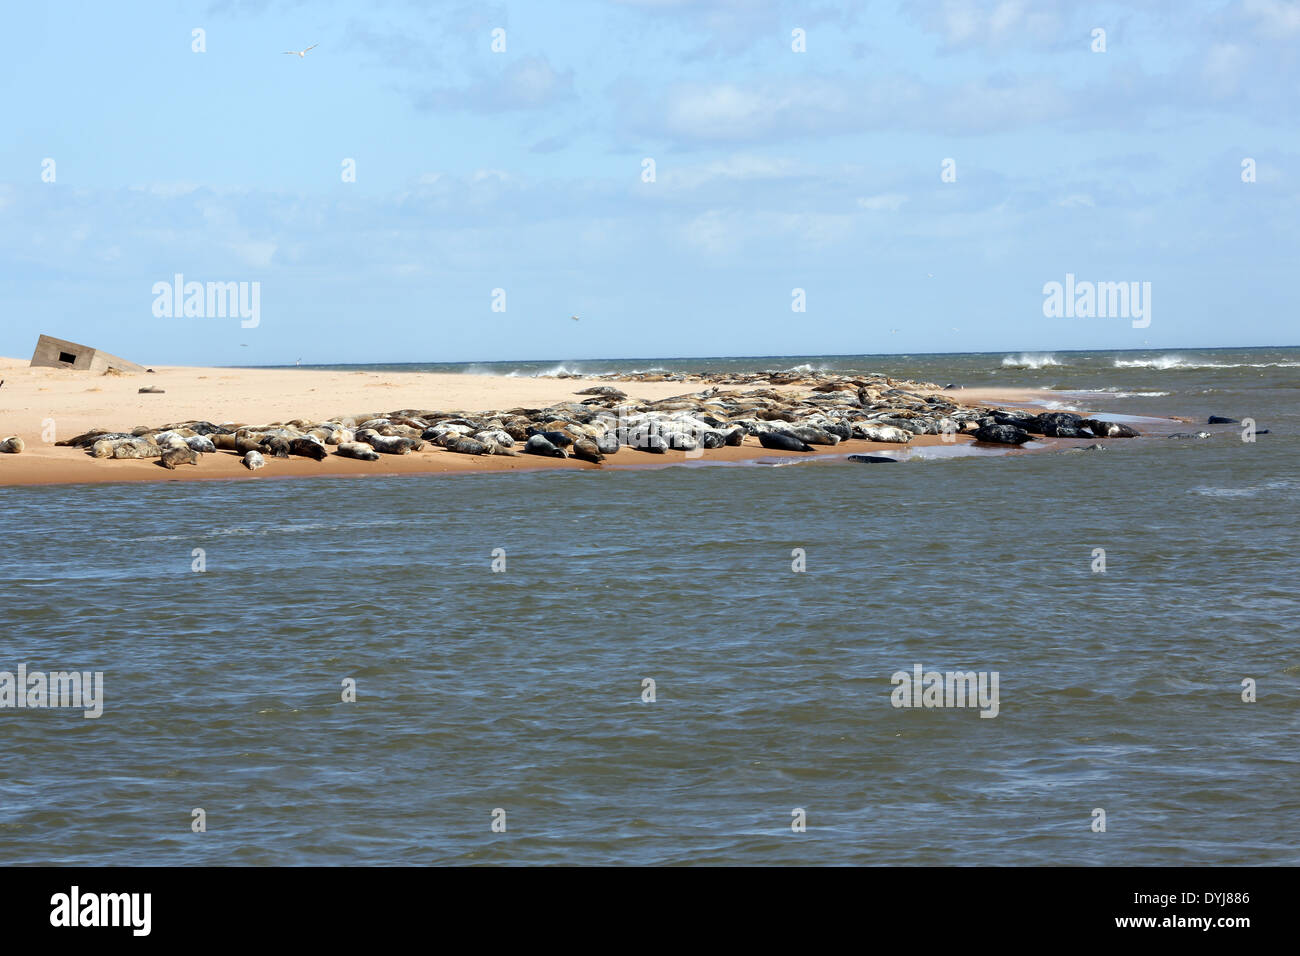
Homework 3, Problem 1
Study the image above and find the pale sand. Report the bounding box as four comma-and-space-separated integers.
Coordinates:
0, 357, 1065, 487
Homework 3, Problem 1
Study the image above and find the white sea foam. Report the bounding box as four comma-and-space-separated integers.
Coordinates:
518, 363, 586, 378
1115, 356, 1300, 370
1069, 388, 1172, 397
1190, 479, 1299, 499
775, 362, 832, 374
128, 517, 409, 542
1001, 353, 1064, 369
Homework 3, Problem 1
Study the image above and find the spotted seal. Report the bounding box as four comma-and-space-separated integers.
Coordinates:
93, 437, 162, 459
0, 436, 23, 454
242, 450, 266, 471
358, 431, 417, 455
855, 423, 913, 443
186, 435, 217, 454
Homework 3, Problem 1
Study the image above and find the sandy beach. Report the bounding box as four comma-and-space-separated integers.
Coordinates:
0, 356, 1067, 487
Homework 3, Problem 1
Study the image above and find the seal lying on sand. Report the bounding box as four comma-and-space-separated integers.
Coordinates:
524, 434, 568, 458
528, 429, 574, 448
242, 450, 265, 471
186, 435, 217, 454
974, 423, 1031, 444
1083, 419, 1140, 438
358, 430, 418, 455
337, 442, 380, 462
759, 431, 813, 452
93, 437, 162, 459
289, 438, 328, 460
572, 437, 605, 463
854, 423, 912, 443
159, 446, 200, 469
264, 436, 292, 458
0, 436, 23, 454
445, 436, 492, 456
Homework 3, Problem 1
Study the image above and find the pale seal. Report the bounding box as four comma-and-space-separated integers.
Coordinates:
337, 442, 380, 462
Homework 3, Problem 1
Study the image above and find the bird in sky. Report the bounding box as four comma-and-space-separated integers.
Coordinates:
283, 44, 318, 57
570, 314, 580, 321
926, 273, 935, 278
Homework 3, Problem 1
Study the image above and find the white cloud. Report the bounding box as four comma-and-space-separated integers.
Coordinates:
914, 0, 1066, 51
1240, 0, 1300, 35
857, 193, 908, 211
416, 56, 574, 112
229, 240, 277, 268
681, 209, 735, 255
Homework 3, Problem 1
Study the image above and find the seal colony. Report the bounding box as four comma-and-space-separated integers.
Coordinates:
44, 369, 1141, 474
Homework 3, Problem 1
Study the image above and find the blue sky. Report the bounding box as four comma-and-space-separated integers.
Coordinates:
1, 0, 1296, 365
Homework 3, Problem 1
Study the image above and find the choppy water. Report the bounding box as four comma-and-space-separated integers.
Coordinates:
2, 347, 1297, 865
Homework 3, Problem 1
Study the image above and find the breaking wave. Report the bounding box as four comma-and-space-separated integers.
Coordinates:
773, 362, 832, 374
1115, 356, 1300, 370
1070, 387, 1172, 398
1001, 353, 1065, 369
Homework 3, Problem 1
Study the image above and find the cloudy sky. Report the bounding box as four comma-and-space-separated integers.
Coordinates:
1, 0, 1296, 365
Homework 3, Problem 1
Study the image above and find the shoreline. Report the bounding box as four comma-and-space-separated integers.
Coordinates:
0, 356, 1111, 488
0, 433, 1052, 488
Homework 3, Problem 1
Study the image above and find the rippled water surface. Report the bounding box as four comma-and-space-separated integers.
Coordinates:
2, 348, 1297, 864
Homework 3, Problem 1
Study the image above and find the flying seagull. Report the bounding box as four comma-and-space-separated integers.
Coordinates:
570, 314, 580, 321
283, 43, 318, 57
